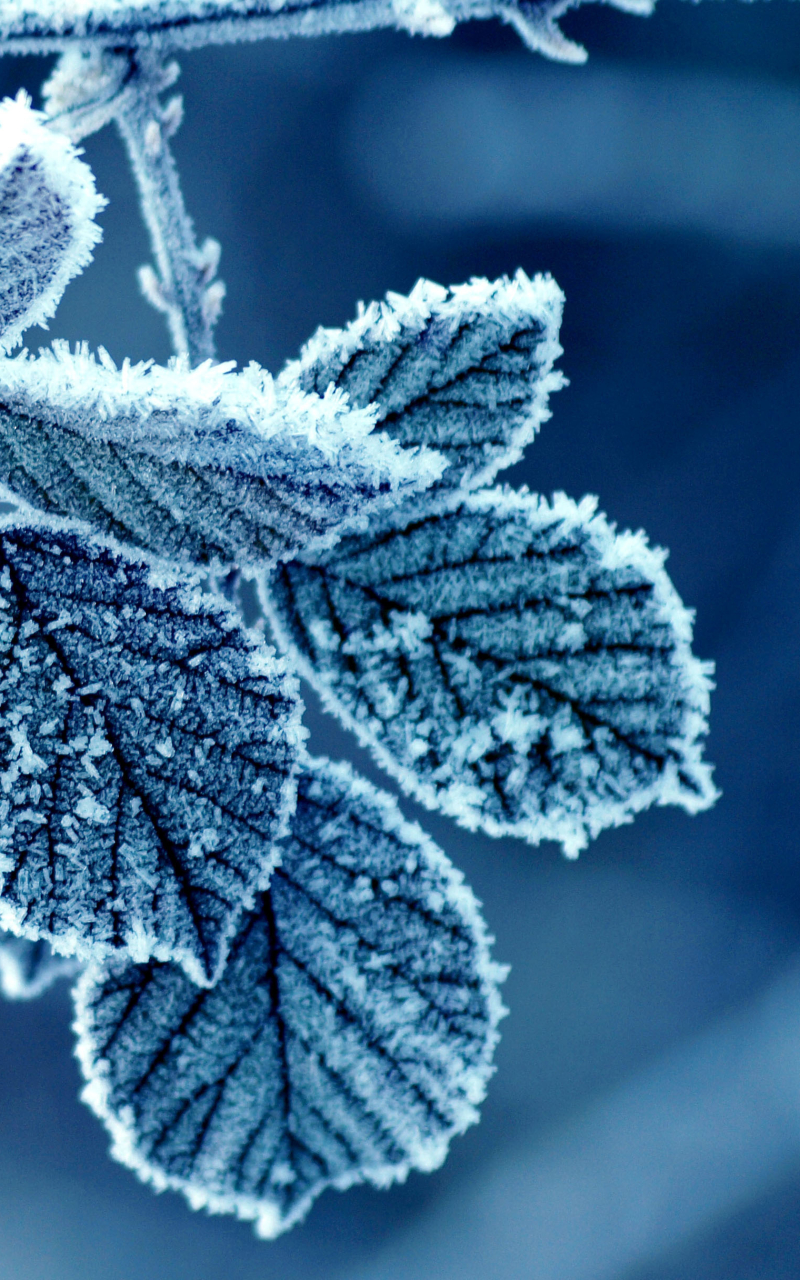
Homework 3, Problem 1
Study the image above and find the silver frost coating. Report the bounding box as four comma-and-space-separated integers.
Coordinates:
0, 93, 105, 354
0, 0, 655, 65
0, 342, 445, 569
285, 270, 566, 499
74, 755, 506, 1237
266, 488, 717, 856
0, 514, 304, 985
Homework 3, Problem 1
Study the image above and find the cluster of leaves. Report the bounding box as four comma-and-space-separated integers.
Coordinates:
0, 17, 715, 1234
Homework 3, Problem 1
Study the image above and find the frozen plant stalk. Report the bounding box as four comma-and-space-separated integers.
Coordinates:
45, 47, 224, 362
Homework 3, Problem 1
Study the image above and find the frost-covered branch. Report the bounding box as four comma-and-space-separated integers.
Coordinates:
45, 48, 223, 363
2, 0, 654, 65
0, 60, 720, 1241
114, 54, 223, 363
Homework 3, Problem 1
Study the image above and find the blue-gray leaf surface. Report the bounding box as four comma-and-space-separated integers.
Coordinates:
266, 489, 717, 856
0, 516, 303, 985
74, 755, 506, 1237
0, 94, 104, 354
0, 345, 443, 570
0, 0, 653, 63
0, 928, 80, 998
286, 271, 565, 498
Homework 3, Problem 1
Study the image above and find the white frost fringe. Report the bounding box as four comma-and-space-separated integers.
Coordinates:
72, 755, 508, 1238
265, 488, 719, 858
0, 92, 105, 353
0, 340, 446, 494
287, 269, 567, 493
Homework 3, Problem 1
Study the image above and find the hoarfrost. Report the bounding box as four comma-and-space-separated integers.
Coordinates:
74, 755, 506, 1236
0, 0, 654, 65
0, 93, 104, 354
286, 271, 565, 497
0, 514, 304, 985
266, 488, 718, 856
0, 344, 444, 569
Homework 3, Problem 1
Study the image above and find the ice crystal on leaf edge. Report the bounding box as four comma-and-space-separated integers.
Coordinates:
0, 92, 104, 355
0, 341, 446, 570
74, 755, 507, 1238
265, 488, 717, 858
0, 512, 305, 987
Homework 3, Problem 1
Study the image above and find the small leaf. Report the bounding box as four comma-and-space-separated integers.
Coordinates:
285, 271, 565, 495
74, 755, 506, 1237
0, 0, 653, 64
0, 514, 304, 985
0, 93, 105, 353
0, 928, 80, 999
0, 345, 444, 570
266, 488, 717, 856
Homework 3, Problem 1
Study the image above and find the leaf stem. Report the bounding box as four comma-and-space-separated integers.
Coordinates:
111, 52, 224, 365
43, 47, 225, 364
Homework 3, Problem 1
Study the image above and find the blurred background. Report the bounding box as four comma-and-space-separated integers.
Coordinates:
1, 3, 800, 1275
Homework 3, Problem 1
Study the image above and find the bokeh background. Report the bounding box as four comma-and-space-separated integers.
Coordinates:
1, 3, 800, 1275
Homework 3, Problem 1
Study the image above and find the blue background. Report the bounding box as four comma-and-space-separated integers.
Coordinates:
1, 4, 800, 1275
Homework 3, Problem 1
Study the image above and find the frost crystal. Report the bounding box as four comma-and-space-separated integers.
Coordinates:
0, 928, 80, 998
0, 93, 104, 354
0, 345, 444, 569
0, 0, 653, 64
285, 271, 566, 497
266, 489, 717, 856
0, 515, 304, 985
74, 755, 506, 1237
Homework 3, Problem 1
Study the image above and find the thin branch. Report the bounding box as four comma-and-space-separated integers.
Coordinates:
113, 53, 224, 364
43, 47, 225, 365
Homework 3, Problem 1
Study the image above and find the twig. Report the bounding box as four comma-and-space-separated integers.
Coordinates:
44, 47, 225, 364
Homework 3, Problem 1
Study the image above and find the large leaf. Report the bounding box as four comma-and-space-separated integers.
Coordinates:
0, 928, 79, 998
285, 271, 565, 496
0, 93, 104, 353
0, 344, 443, 569
74, 755, 505, 1237
0, 515, 303, 985
266, 489, 717, 856
0, 0, 652, 64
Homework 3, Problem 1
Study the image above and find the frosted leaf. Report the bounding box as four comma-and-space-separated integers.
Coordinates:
285, 271, 565, 496
0, 0, 653, 63
0, 514, 304, 985
0, 928, 80, 998
0, 344, 444, 570
266, 489, 717, 857
74, 755, 506, 1237
0, 93, 104, 354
